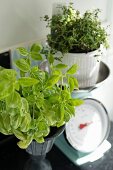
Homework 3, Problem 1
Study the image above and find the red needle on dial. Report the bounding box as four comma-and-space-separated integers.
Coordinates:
79, 122, 93, 129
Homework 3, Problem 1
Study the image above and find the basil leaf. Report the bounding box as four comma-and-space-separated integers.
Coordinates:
0, 115, 9, 135
60, 104, 65, 121
64, 104, 75, 116
17, 136, 32, 149
68, 76, 79, 92
15, 58, 30, 72
48, 53, 54, 64
10, 114, 22, 129
67, 64, 78, 74
72, 77, 79, 89
48, 95, 60, 104
37, 120, 50, 137
17, 47, 29, 56
0, 84, 14, 100
30, 43, 42, 52
2, 114, 11, 132
18, 77, 39, 87
68, 77, 75, 92
13, 129, 26, 141
34, 136, 44, 143
21, 98, 29, 113
55, 64, 67, 69
61, 90, 70, 100
30, 52, 42, 60
0, 69, 16, 81
46, 75, 60, 87
52, 70, 62, 75
68, 99, 84, 106
6, 91, 21, 108
20, 113, 31, 132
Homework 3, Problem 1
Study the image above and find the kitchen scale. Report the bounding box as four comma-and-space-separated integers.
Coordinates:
55, 61, 111, 165
55, 98, 111, 165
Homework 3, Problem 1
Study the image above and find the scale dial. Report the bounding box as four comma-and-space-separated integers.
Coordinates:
66, 98, 110, 153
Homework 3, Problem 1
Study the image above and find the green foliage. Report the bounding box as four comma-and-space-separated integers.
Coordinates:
0, 43, 83, 149
43, 3, 109, 54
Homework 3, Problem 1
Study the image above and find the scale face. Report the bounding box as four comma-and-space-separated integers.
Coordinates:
66, 98, 110, 153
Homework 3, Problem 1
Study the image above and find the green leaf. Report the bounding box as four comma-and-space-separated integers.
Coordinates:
34, 136, 44, 143
46, 75, 60, 87
71, 77, 79, 89
59, 104, 65, 122
30, 43, 42, 52
43, 106, 57, 126
7, 108, 20, 116
36, 97, 44, 109
67, 64, 78, 74
22, 86, 32, 97
0, 70, 16, 99
68, 99, 84, 106
2, 114, 11, 132
52, 70, 62, 75
55, 64, 67, 69
18, 77, 39, 87
34, 131, 43, 138
0, 84, 14, 100
61, 90, 71, 100
20, 113, 31, 132
0, 66, 4, 71
13, 129, 26, 141
0, 69, 17, 81
64, 111, 71, 122
10, 114, 22, 129
31, 66, 39, 72
0, 79, 12, 93
26, 95, 36, 105
15, 58, 30, 72
48, 53, 54, 64
17, 136, 32, 149
0, 115, 9, 135
17, 47, 29, 56
26, 58, 31, 65
14, 81, 20, 91
64, 104, 75, 116
30, 52, 42, 60
48, 95, 60, 104
21, 98, 29, 113
37, 120, 50, 137
0, 101, 5, 112
0, 70, 16, 97
6, 91, 21, 108
20, 70, 25, 77
68, 77, 75, 92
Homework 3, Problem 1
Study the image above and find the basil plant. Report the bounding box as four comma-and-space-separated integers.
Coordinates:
0, 43, 83, 149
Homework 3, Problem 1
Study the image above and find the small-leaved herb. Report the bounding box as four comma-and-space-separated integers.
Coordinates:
43, 3, 109, 54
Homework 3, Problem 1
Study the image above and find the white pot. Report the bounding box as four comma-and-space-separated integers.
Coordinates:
61, 47, 105, 88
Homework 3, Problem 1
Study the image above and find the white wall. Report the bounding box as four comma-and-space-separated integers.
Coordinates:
0, 0, 113, 119
0, 0, 112, 50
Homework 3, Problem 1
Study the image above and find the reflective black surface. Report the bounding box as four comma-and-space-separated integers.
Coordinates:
0, 51, 11, 68
0, 122, 113, 170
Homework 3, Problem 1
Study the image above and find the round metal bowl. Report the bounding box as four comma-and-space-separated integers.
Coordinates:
79, 61, 110, 92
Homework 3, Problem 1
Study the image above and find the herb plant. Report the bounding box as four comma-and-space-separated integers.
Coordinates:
0, 43, 83, 149
43, 3, 109, 54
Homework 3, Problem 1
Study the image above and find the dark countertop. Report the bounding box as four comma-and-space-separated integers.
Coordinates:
0, 122, 113, 170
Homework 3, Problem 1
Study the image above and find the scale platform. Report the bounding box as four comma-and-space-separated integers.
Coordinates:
55, 133, 111, 165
